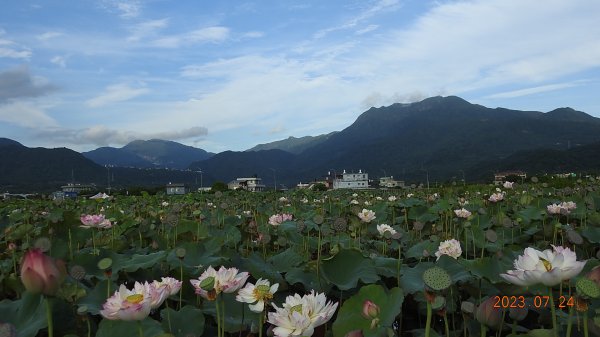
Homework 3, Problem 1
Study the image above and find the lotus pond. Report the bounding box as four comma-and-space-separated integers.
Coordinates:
1, 178, 600, 337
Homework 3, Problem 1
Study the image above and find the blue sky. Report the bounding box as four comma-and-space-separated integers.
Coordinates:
1, 0, 600, 153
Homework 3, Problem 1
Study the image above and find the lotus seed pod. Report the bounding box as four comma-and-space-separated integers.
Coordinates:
69, 265, 86, 281
576, 277, 600, 299
423, 266, 452, 291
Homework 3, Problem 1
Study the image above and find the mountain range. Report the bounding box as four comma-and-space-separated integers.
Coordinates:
82, 139, 214, 169
2, 96, 600, 192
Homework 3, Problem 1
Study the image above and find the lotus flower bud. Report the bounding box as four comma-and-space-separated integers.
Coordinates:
361, 300, 380, 319
475, 297, 503, 329
509, 307, 528, 321
345, 330, 364, 337
20, 249, 66, 296
587, 266, 600, 287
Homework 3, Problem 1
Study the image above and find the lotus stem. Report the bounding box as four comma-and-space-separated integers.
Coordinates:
137, 320, 144, 337
222, 297, 227, 337
68, 228, 73, 260
480, 322, 486, 337
179, 260, 184, 310
443, 312, 450, 337
549, 288, 559, 337
216, 297, 222, 337
91, 229, 96, 255
258, 310, 264, 337
45, 296, 53, 337
583, 311, 589, 337
566, 305, 573, 337
165, 300, 173, 333
425, 300, 432, 337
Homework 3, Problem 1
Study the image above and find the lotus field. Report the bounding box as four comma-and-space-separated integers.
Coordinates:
2, 178, 600, 337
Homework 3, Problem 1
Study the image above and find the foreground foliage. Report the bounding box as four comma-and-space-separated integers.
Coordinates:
1, 177, 600, 336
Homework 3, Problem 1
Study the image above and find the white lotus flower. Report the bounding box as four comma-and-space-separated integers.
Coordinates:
500, 246, 586, 287
358, 209, 376, 223
503, 181, 514, 189
435, 239, 462, 260
268, 305, 314, 337
100, 282, 152, 321
388, 196, 397, 202
236, 278, 279, 312
376, 224, 396, 237
268, 291, 338, 337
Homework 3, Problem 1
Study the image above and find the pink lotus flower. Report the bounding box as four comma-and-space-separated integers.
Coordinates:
20, 249, 66, 296
100, 282, 152, 321
80, 214, 111, 228
547, 203, 563, 215
488, 193, 504, 203
453, 208, 471, 219
475, 297, 503, 329
190, 266, 249, 300
268, 213, 293, 226
146, 277, 182, 308
361, 300, 380, 319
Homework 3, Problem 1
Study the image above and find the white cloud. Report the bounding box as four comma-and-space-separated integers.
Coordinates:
50, 55, 67, 68
151, 26, 229, 48
355, 24, 379, 35
0, 101, 57, 128
486, 81, 587, 99
314, 0, 400, 38
100, 0, 142, 18
86, 83, 150, 107
33, 125, 208, 147
127, 18, 169, 42
0, 32, 31, 59
242, 31, 264, 39
37, 31, 63, 41
269, 125, 286, 135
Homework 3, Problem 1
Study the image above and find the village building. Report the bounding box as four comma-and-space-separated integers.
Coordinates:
228, 177, 265, 192
379, 176, 405, 188
166, 183, 187, 195
493, 171, 527, 185
332, 170, 370, 189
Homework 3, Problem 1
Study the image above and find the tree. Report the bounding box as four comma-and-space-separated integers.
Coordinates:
211, 181, 228, 192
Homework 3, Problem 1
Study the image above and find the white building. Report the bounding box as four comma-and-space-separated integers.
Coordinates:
333, 170, 369, 189
228, 177, 265, 192
379, 176, 405, 188
166, 183, 187, 195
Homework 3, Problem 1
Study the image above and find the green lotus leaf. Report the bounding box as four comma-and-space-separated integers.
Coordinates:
332, 284, 404, 337
160, 305, 205, 337
320, 249, 380, 290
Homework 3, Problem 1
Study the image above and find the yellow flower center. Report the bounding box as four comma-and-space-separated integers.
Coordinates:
126, 294, 144, 304
540, 258, 553, 272
290, 304, 303, 314
253, 285, 273, 301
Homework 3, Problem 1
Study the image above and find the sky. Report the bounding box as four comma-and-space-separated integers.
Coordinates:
1, 0, 600, 153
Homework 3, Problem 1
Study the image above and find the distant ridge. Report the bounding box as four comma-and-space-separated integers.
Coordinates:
246, 132, 338, 154
191, 95, 600, 185
83, 139, 214, 169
